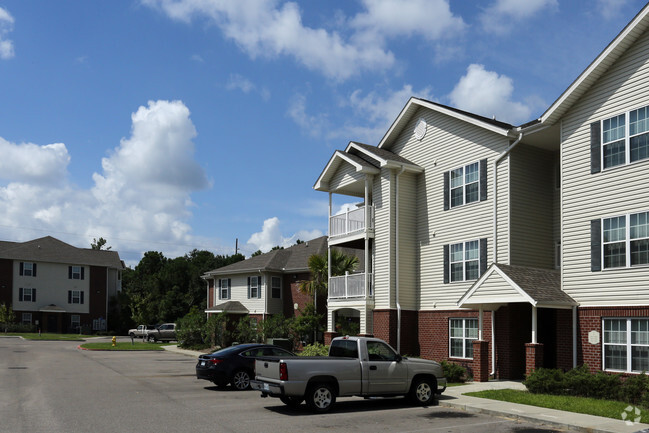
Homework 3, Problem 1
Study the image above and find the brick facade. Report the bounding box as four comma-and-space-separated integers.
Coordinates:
372, 309, 418, 355
473, 340, 490, 382
525, 343, 544, 377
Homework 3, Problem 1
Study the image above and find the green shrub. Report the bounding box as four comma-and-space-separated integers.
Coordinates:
299, 342, 329, 356
202, 312, 229, 349
524, 368, 565, 395
589, 371, 622, 400
441, 360, 468, 383
176, 307, 207, 348
564, 364, 592, 396
621, 372, 649, 405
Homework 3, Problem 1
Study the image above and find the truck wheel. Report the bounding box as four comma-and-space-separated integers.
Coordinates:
149, 335, 157, 343
409, 377, 435, 406
306, 383, 336, 413
280, 396, 303, 408
232, 370, 251, 390
129, 332, 135, 338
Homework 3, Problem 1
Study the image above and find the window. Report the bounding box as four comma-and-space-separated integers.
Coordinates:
68, 290, 84, 304
597, 105, 649, 170
367, 341, 399, 362
450, 162, 479, 207
444, 159, 487, 210
450, 240, 480, 282
603, 318, 649, 372
450, 318, 478, 359
19, 288, 36, 302
69, 266, 84, 280
600, 212, 649, 269
271, 276, 281, 299
22, 313, 32, 325
248, 276, 261, 299
71, 315, 80, 331
20, 262, 36, 277
219, 278, 230, 300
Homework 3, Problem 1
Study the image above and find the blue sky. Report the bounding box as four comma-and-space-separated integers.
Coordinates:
0, 0, 646, 266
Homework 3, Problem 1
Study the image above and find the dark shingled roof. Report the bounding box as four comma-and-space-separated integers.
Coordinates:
494, 263, 576, 306
209, 300, 249, 313
0, 236, 123, 269
350, 142, 419, 167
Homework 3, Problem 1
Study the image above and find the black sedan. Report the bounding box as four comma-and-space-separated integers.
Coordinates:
196, 344, 295, 390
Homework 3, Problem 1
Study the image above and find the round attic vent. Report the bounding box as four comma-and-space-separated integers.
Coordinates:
414, 117, 427, 140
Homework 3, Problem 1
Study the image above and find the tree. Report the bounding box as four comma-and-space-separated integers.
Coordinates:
91, 237, 111, 250
0, 303, 15, 333
251, 250, 263, 257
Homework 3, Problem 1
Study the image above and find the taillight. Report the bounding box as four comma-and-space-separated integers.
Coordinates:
279, 362, 288, 381
210, 359, 223, 365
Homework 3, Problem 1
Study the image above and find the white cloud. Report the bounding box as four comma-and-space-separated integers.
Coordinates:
352, 0, 466, 45
596, 0, 630, 20
479, 0, 557, 35
246, 216, 322, 254
227, 73, 255, 93
0, 138, 70, 185
0, 100, 211, 265
448, 64, 532, 124
0, 6, 15, 59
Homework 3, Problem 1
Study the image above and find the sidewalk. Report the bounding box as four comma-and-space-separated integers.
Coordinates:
163, 345, 649, 433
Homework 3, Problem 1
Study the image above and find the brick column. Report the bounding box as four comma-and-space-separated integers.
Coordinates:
324, 332, 339, 345
472, 340, 490, 382
525, 343, 544, 377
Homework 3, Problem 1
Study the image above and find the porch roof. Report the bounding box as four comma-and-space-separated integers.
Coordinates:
206, 301, 249, 314
457, 263, 577, 310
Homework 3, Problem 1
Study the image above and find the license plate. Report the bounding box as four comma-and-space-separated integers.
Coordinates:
201, 361, 206, 366
263, 383, 269, 391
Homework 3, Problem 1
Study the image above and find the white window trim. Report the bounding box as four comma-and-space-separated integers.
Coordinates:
601, 105, 649, 170
22, 287, 35, 302
450, 161, 480, 209
71, 290, 82, 304
601, 211, 649, 269
23, 262, 34, 277
449, 239, 480, 283
71, 266, 82, 280
602, 317, 649, 373
22, 313, 32, 324
71, 314, 81, 329
449, 318, 478, 359
219, 278, 229, 300
250, 277, 259, 298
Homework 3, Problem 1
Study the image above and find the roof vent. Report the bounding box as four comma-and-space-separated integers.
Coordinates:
414, 117, 427, 140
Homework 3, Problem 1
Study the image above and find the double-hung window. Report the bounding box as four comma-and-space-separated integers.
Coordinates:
19, 288, 36, 302
219, 279, 230, 300
20, 262, 36, 277
68, 290, 84, 304
271, 276, 281, 299
603, 318, 649, 372
71, 315, 81, 331
450, 240, 480, 282
597, 105, 649, 170
69, 266, 84, 280
600, 212, 649, 269
250, 277, 258, 298
22, 313, 32, 325
449, 318, 478, 359
450, 162, 479, 207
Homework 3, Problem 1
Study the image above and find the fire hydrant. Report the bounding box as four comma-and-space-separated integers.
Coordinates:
112, 336, 116, 347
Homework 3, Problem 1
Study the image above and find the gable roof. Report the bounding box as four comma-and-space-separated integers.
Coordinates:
537, 3, 649, 126
204, 236, 329, 276
379, 97, 515, 151
313, 148, 381, 192
458, 263, 577, 310
0, 236, 123, 269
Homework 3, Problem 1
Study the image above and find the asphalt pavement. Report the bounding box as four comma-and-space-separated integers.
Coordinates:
164, 344, 649, 433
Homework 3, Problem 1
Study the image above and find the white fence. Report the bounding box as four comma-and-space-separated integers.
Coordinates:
329, 205, 373, 237
329, 273, 372, 299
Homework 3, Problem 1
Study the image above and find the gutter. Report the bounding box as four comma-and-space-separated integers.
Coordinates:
395, 165, 406, 353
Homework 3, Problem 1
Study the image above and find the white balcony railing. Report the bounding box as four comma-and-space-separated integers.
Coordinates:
328, 273, 372, 300
329, 205, 374, 238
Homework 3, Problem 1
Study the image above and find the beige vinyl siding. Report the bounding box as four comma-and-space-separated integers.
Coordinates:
372, 168, 393, 309
496, 156, 510, 264
385, 108, 511, 310
328, 164, 364, 193
561, 28, 649, 306
266, 273, 283, 315
509, 146, 556, 269
396, 171, 418, 310
467, 272, 527, 304
228, 274, 267, 314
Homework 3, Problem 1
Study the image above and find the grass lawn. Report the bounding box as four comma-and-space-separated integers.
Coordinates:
80, 341, 172, 351
2, 332, 87, 341
466, 389, 648, 423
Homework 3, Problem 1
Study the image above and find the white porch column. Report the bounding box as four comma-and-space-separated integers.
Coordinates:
531, 306, 538, 344
365, 176, 370, 299
478, 306, 484, 341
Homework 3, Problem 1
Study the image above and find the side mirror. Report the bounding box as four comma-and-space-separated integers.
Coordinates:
396, 354, 403, 362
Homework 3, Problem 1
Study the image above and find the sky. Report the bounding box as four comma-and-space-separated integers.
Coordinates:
0, 0, 647, 267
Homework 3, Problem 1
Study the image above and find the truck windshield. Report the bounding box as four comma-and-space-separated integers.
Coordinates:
329, 340, 358, 358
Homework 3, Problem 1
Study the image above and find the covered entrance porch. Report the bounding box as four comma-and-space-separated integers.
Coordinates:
458, 264, 578, 381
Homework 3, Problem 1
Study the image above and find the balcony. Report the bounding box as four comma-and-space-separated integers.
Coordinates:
328, 273, 373, 300
329, 205, 374, 239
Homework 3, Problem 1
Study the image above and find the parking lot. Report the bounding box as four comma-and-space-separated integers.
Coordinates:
0, 337, 567, 433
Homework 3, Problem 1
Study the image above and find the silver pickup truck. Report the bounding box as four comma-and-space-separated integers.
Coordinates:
251, 336, 446, 413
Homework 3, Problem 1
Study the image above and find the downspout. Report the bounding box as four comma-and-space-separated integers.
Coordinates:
491, 132, 523, 377
395, 165, 406, 353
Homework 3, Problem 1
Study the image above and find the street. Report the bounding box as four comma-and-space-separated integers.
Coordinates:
0, 337, 568, 433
